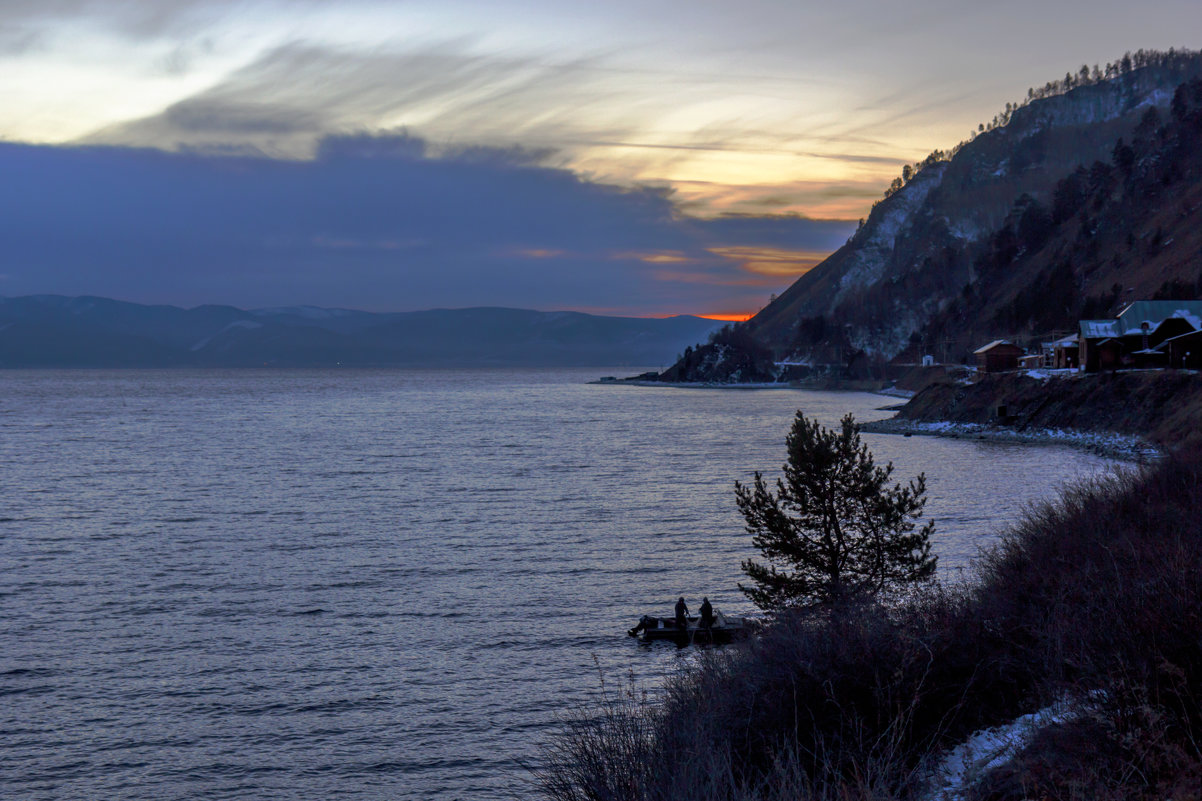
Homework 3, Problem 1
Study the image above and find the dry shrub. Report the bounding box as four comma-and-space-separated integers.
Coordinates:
540, 441, 1202, 800
969, 440, 1202, 798
539, 593, 1027, 801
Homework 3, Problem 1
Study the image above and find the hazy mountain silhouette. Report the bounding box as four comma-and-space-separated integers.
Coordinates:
0, 296, 721, 368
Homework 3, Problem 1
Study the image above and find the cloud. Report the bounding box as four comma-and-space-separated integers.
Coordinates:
673, 179, 887, 219
81, 41, 645, 159
691, 213, 855, 252
0, 24, 42, 55
706, 247, 829, 278
70, 37, 911, 218
0, 0, 280, 39
11, 0, 1202, 230
0, 134, 853, 315
163, 99, 328, 136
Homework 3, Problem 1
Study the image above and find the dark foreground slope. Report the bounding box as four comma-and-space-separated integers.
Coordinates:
0, 296, 721, 368
539, 442, 1202, 801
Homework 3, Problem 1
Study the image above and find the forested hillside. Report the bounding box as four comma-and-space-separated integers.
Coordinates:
660, 50, 1202, 382
903, 76, 1202, 362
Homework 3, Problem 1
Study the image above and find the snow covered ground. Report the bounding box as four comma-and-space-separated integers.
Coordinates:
919, 692, 1105, 800
862, 417, 1160, 462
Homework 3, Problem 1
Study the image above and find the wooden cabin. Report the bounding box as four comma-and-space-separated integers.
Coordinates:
1080, 301, 1202, 371
974, 340, 1024, 373
1161, 330, 1202, 369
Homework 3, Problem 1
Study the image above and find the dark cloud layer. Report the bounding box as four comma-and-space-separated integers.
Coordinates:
691, 214, 854, 253
0, 135, 854, 314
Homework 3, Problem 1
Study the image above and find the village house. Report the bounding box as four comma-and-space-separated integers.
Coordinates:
1019, 353, 1043, 370
1050, 335, 1079, 369
1079, 300, 1202, 371
1161, 328, 1202, 369
974, 340, 1025, 372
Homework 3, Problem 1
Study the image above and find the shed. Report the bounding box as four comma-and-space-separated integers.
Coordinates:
1052, 335, 1079, 369
1019, 353, 1043, 370
974, 340, 1024, 373
1080, 320, 1119, 372
1161, 329, 1202, 369
1093, 338, 1124, 371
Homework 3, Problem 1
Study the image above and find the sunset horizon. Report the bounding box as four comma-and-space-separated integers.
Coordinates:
3, 2, 1200, 317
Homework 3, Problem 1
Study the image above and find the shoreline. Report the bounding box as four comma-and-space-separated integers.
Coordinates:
860, 415, 1161, 462
596, 379, 802, 389
596, 373, 1163, 462
592, 377, 895, 392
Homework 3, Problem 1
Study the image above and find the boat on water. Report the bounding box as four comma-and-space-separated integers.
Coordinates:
627, 610, 750, 644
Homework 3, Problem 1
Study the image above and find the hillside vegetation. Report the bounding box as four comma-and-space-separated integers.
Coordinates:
904, 76, 1202, 363
660, 51, 1202, 382
540, 440, 1202, 801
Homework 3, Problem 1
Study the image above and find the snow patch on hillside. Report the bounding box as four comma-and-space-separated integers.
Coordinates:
1015, 73, 1177, 135
1135, 87, 1173, 110
920, 696, 1103, 801
946, 216, 984, 242
833, 166, 946, 308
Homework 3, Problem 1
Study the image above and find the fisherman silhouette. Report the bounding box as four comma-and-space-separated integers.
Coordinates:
674, 596, 689, 634
699, 597, 714, 633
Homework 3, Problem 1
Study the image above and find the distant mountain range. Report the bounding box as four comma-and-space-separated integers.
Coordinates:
0, 295, 722, 368
661, 49, 1202, 382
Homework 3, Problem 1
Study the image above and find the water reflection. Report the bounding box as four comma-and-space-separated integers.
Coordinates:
0, 369, 1117, 801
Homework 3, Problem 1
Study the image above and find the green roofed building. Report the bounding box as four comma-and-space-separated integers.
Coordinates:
1079, 301, 1202, 371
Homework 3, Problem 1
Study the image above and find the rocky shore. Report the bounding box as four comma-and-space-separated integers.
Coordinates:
860, 415, 1160, 462
863, 369, 1202, 460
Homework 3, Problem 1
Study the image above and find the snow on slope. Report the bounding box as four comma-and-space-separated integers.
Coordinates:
833, 165, 947, 309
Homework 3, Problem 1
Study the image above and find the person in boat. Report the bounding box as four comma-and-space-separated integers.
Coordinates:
674, 596, 689, 632
699, 597, 714, 633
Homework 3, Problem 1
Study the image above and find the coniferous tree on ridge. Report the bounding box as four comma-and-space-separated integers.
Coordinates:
735, 412, 937, 610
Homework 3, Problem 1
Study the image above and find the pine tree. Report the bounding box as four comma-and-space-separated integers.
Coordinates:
735, 412, 936, 610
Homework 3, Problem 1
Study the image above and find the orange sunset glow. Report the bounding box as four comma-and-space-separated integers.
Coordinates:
698, 312, 754, 322
708, 246, 830, 278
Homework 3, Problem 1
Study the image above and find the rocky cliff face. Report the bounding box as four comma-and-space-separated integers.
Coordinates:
663, 54, 1202, 382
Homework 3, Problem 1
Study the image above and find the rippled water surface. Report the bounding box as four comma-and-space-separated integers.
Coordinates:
1, 369, 1117, 799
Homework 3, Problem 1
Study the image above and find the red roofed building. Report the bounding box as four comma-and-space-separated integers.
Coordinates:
974, 340, 1024, 373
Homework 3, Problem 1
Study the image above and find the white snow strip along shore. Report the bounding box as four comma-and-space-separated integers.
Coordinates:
861, 417, 1160, 462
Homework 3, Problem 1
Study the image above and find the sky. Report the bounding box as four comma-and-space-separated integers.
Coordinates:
2, 1, 1200, 317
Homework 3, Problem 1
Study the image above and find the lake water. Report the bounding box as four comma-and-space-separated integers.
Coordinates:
0, 369, 1117, 800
